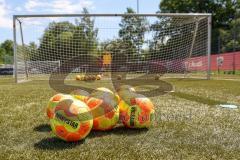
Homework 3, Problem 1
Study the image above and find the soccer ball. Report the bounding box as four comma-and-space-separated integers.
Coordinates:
71, 89, 90, 103
46, 93, 73, 119
119, 94, 155, 128
86, 87, 119, 131
76, 75, 81, 80
84, 75, 90, 81
76, 75, 84, 81
50, 99, 93, 142
155, 75, 160, 80
117, 75, 122, 80
88, 75, 93, 81
92, 75, 97, 80
96, 74, 101, 80
80, 75, 85, 81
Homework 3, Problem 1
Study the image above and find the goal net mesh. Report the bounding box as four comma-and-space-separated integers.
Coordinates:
14, 14, 210, 82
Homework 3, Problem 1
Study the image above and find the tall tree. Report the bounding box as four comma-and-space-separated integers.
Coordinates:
159, 0, 239, 53
37, 21, 75, 61
0, 40, 14, 64
0, 47, 6, 64
1, 40, 13, 57
36, 8, 98, 63
75, 8, 98, 56
119, 8, 148, 61
160, 0, 236, 29
219, 11, 240, 52
150, 17, 198, 60
27, 42, 37, 60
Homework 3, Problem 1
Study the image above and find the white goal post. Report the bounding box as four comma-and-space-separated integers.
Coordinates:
13, 13, 212, 83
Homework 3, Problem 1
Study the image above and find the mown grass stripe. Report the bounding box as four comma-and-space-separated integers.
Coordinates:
171, 92, 227, 106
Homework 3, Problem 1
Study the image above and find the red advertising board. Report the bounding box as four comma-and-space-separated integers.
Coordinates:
186, 52, 240, 71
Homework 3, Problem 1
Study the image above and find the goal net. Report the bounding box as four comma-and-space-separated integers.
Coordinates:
13, 14, 211, 82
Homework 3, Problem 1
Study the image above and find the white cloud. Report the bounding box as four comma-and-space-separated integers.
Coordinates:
25, 0, 94, 13
25, 0, 47, 12
15, 6, 22, 12
0, 0, 11, 28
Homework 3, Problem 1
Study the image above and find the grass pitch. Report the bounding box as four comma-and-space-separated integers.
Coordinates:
0, 76, 240, 159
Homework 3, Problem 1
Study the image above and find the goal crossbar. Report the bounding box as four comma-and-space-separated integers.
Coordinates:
13, 13, 212, 18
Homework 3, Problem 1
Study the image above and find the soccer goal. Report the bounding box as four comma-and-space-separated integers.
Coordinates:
13, 13, 212, 83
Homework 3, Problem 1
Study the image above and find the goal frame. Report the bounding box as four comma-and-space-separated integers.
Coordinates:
13, 13, 212, 83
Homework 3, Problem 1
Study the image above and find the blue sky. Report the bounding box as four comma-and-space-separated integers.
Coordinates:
0, 0, 161, 43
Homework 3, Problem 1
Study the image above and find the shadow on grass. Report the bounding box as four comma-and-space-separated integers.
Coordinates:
34, 137, 85, 150
171, 92, 226, 106
88, 125, 149, 139
34, 124, 148, 150
34, 124, 51, 132
176, 78, 208, 82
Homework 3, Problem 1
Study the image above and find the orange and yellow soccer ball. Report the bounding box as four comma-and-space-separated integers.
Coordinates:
119, 94, 155, 128
71, 89, 90, 103
86, 87, 119, 131
96, 74, 102, 80
76, 75, 83, 81
46, 93, 73, 119
50, 99, 93, 142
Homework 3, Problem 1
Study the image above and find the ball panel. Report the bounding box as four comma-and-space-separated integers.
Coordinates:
94, 114, 119, 131
119, 100, 129, 112
55, 125, 69, 139
118, 90, 138, 105
66, 133, 82, 142
78, 122, 91, 136
87, 97, 103, 109
105, 110, 115, 119
50, 99, 93, 142
135, 97, 154, 112
86, 87, 120, 131
52, 94, 64, 101
119, 95, 155, 128
71, 89, 90, 102
46, 94, 73, 119
47, 108, 54, 119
